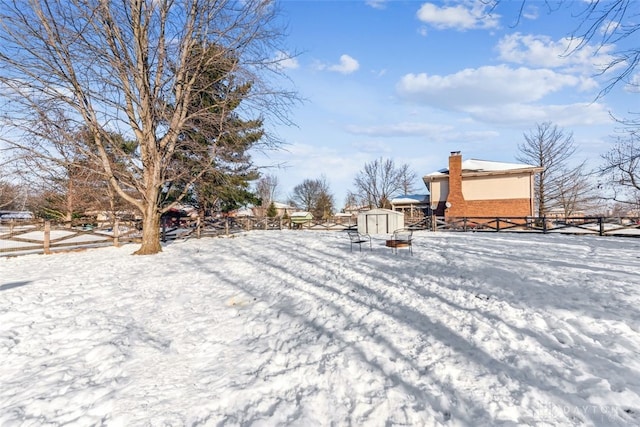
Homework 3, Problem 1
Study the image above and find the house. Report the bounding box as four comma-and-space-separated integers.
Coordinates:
423, 151, 541, 218
390, 194, 430, 218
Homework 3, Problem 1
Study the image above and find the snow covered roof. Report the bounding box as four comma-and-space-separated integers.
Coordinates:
425, 159, 540, 178
390, 194, 429, 204
234, 207, 254, 217
290, 211, 312, 217
272, 202, 294, 209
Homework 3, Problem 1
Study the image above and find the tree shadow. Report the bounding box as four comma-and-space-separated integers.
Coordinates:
0, 281, 32, 291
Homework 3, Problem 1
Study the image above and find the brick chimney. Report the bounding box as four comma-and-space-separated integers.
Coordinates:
445, 151, 466, 218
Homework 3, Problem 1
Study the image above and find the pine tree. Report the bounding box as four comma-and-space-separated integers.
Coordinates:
266, 201, 278, 218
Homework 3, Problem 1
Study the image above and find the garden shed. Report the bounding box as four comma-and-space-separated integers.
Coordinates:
290, 211, 313, 227
357, 208, 404, 235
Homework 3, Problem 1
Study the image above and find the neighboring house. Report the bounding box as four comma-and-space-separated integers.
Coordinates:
254, 201, 294, 218
0, 210, 34, 221
423, 151, 541, 218
390, 194, 430, 218
272, 202, 295, 218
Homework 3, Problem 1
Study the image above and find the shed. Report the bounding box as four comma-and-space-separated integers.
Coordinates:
290, 211, 313, 225
357, 208, 404, 235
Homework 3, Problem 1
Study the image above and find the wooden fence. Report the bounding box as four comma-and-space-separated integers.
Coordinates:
425, 216, 640, 237
2, 214, 638, 256
0, 219, 142, 256
0, 216, 359, 256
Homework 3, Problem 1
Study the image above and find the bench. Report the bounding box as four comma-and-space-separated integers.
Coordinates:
347, 230, 371, 252
386, 229, 413, 255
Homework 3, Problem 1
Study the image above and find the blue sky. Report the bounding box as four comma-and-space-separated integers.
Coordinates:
254, 0, 639, 208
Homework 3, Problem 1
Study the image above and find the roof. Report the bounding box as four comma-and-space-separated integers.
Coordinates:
424, 159, 540, 178
390, 194, 429, 204
272, 202, 294, 209
359, 208, 403, 216
290, 211, 312, 217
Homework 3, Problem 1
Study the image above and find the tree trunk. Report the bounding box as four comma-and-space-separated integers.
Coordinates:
134, 201, 162, 255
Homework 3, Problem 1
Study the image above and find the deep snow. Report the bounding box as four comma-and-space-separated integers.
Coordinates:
1, 230, 639, 426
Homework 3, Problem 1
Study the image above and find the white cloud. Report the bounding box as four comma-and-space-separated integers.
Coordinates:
625, 73, 640, 93
344, 121, 500, 145
274, 51, 299, 70
365, 0, 387, 10
464, 102, 612, 127
496, 33, 617, 75
522, 5, 539, 20
416, 1, 500, 31
396, 65, 588, 109
345, 122, 453, 137
327, 54, 360, 74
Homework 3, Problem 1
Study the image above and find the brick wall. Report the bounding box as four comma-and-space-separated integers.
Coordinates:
445, 152, 466, 217
457, 198, 533, 217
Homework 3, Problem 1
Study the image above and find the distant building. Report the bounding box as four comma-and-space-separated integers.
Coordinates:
0, 210, 34, 221
423, 151, 542, 218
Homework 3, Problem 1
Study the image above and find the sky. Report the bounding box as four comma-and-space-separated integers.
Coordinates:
1, 230, 640, 425
254, 0, 640, 208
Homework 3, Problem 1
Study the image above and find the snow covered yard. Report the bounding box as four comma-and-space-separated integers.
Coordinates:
1, 230, 639, 426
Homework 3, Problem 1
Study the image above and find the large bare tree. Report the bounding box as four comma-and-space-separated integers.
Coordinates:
517, 122, 595, 217
601, 133, 640, 212
289, 176, 334, 219
352, 158, 416, 209
254, 173, 279, 217
0, 0, 294, 254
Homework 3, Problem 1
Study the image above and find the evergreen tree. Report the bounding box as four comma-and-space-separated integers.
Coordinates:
266, 201, 278, 218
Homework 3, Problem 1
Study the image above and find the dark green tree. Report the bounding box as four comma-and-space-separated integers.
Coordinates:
266, 201, 278, 218
166, 44, 264, 217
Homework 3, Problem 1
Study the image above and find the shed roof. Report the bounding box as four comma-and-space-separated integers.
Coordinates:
290, 211, 312, 218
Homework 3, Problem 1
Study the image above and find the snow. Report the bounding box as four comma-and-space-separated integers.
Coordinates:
426, 159, 539, 176
1, 230, 639, 426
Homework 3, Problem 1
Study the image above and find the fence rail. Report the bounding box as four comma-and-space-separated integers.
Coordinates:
2, 215, 638, 256
430, 216, 640, 236
0, 219, 142, 256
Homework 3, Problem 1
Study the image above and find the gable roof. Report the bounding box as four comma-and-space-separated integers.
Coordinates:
424, 158, 540, 178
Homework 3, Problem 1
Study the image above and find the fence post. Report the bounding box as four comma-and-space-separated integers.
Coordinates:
196, 217, 201, 238
113, 220, 120, 247
43, 221, 51, 254
542, 216, 547, 234
495, 218, 500, 232
599, 217, 604, 236
463, 218, 467, 232
225, 218, 230, 235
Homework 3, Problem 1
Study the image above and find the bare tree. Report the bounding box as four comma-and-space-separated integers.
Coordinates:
7, 108, 112, 221
0, 180, 22, 210
553, 164, 603, 216
601, 134, 640, 212
254, 174, 279, 217
0, 1, 295, 254
517, 122, 594, 217
289, 176, 334, 219
352, 158, 415, 209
